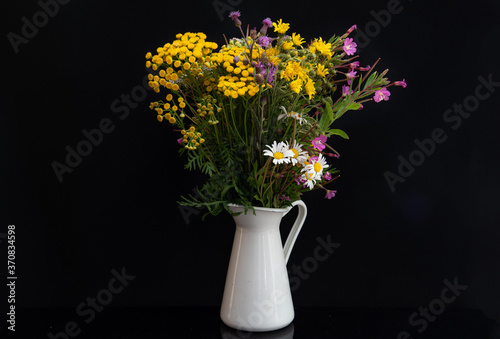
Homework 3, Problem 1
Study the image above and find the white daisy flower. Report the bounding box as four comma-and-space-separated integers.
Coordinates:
277, 106, 304, 124
300, 171, 317, 190
288, 140, 308, 166
302, 153, 329, 179
263, 141, 294, 165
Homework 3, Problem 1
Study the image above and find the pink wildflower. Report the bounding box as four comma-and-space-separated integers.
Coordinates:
323, 172, 332, 181
343, 38, 357, 56
373, 88, 391, 103
325, 190, 337, 199
346, 69, 357, 85
312, 135, 327, 151
342, 85, 353, 97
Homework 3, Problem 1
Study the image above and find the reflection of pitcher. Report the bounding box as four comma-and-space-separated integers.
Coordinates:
220, 323, 295, 339
220, 201, 307, 332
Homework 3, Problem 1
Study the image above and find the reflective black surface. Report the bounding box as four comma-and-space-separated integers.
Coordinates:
5, 307, 499, 338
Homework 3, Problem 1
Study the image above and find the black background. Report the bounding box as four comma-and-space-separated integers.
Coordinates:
2, 0, 500, 336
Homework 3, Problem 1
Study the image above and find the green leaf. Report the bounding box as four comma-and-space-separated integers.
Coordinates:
332, 98, 348, 113
325, 100, 334, 121
363, 72, 379, 90
328, 129, 349, 140
346, 102, 361, 111
319, 100, 334, 130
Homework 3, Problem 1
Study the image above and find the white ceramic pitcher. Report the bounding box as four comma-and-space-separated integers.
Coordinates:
220, 200, 307, 332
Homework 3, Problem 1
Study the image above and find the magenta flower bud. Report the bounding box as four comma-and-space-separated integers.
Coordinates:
395, 79, 407, 88
349, 61, 360, 69
233, 56, 240, 63
346, 24, 357, 35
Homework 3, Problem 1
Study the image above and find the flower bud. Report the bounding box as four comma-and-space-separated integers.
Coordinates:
250, 29, 258, 40
255, 73, 265, 84
260, 51, 268, 64
346, 24, 357, 35
394, 79, 407, 88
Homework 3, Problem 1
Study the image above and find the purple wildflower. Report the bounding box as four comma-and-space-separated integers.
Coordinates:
229, 11, 242, 27
262, 17, 273, 28
266, 64, 277, 84
258, 36, 272, 49
260, 17, 273, 35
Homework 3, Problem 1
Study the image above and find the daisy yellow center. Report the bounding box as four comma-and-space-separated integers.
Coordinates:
314, 162, 322, 172
291, 149, 299, 158
274, 152, 284, 159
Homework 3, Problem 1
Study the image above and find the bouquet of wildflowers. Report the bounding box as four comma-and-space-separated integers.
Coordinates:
145, 12, 406, 216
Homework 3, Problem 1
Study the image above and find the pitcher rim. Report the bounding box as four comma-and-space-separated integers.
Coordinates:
227, 203, 294, 213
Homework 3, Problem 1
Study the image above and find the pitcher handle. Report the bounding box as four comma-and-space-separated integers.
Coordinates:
283, 200, 307, 264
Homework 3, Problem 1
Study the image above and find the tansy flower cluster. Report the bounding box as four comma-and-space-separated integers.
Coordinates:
145, 11, 405, 213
